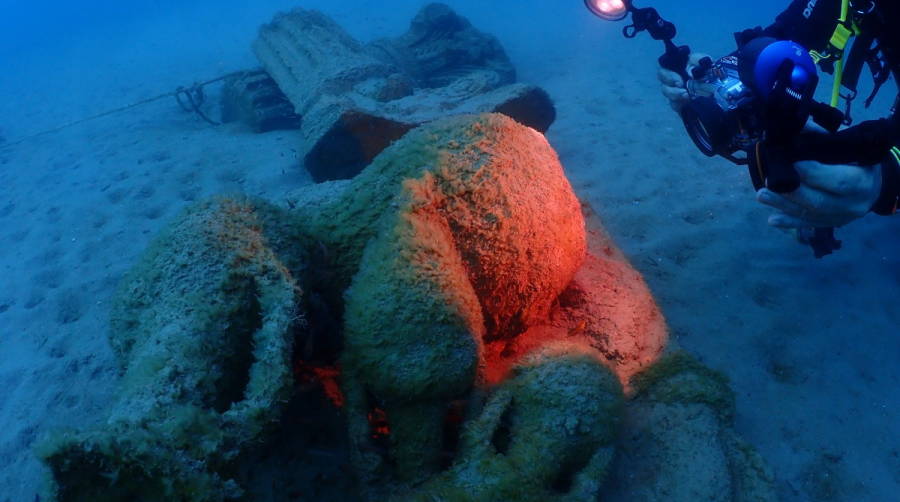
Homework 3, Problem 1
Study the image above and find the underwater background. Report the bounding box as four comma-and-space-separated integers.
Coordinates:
0, 0, 899, 500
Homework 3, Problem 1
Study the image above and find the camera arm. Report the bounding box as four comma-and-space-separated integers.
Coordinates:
624, 6, 711, 82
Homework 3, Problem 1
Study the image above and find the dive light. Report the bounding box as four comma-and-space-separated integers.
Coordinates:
583, 0, 629, 21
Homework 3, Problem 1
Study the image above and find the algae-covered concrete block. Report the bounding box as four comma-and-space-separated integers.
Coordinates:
220, 70, 302, 133
300, 82, 556, 183
380, 80, 557, 132
299, 101, 417, 183
600, 353, 778, 502
251, 7, 415, 182
38, 196, 306, 501
366, 2, 516, 89
252, 9, 404, 115
252, 4, 555, 182
395, 345, 623, 502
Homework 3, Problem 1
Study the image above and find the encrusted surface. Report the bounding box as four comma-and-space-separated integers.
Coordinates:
39, 196, 305, 501
252, 4, 555, 182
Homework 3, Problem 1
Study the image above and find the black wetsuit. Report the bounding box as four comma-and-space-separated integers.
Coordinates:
742, 0, 900, 213
771, 1, 900, 73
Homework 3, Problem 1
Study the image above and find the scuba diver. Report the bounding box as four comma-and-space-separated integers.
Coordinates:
656, 0, 900, 234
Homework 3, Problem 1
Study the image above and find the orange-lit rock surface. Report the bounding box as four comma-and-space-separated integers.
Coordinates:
332, 113, 586, 487
284, 113, 668, 494
297, 113, 587, 341
481, 203, 668, 389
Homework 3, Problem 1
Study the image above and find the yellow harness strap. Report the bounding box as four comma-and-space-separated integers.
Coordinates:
808, 0, 856, 107
830, 0, 852, 107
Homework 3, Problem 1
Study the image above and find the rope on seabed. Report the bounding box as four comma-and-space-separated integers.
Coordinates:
0, 70, 249, 151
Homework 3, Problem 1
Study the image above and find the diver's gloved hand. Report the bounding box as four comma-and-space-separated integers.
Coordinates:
657, 52, 711, 113
756, 161, 882, 228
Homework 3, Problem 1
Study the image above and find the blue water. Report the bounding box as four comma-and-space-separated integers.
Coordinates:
1, 1, 898, 501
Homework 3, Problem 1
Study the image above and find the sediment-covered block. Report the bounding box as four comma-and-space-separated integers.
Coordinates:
252, 4, 555, 182
395, 345, 624, 502
600, 353, 778, 502
220, 70, 302, 132
38, 196, 306, 501
366, 2, 516, 89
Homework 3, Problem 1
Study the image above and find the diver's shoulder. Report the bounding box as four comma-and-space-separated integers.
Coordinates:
799, 0, 842, 20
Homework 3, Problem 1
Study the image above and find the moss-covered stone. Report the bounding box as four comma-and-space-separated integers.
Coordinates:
294, 113, 586, 339
630, 351, 736, 422
37, 427, 241, 502
293, 113, 494, 292
722, 432, 781, 502
328, 114, 586, 487
342, 172, 486, 481
600, 352, 776, 502
38, 196, 305, 501
395, 345, 623, 502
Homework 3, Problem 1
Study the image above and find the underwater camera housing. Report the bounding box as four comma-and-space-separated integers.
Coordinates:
681, 40, 823, 166
682, 38, 846, 186
584, 0, 847, 258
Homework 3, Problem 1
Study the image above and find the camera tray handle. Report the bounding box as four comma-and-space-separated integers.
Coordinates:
659, 40, 692, 82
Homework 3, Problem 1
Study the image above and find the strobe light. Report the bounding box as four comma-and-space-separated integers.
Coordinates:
583, 0, 629, 21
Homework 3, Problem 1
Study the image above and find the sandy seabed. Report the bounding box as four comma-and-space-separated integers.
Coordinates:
1, 1, 898, 501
